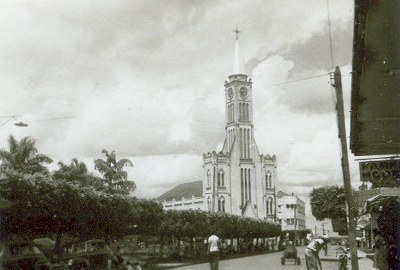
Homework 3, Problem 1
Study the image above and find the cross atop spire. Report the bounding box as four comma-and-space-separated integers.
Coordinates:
233, 25, 241, 40
232, 25, 244, 75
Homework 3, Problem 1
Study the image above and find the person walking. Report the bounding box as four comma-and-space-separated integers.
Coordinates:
304, 235, 330, 270
373, 229, 388, 270
208, 234, 220, 270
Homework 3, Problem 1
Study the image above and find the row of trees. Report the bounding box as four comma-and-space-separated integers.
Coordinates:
160, 209, 281, 240
0, 171, 280, 242
0, 135, 281, 248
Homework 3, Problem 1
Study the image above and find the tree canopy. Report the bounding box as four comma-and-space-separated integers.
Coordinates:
310, 185, 348, 235
53, 158, 104, 191
0, 135, 53, 175
0, 171, 157, 240
160, 209, 281, 240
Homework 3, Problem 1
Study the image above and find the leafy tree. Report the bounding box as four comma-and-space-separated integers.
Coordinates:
0, 135, 52, 175
310, 186, 349, 235
94, 149, 135, 194
134, 199, 164, 236
53, 158, 104, 190
0, 171, 144, 242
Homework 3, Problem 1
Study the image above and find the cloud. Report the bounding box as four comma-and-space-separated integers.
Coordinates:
0, 0, 361, 220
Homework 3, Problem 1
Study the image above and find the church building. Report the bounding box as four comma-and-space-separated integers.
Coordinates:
159, 30, 277, 221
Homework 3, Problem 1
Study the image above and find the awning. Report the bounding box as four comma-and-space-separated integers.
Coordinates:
362, 189, 400, 214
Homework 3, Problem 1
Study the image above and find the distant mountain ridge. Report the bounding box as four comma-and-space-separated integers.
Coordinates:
156, 180, 202, 202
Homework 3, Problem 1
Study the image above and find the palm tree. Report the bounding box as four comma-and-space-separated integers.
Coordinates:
0, 135, 53, 175
94, 149, 135, 194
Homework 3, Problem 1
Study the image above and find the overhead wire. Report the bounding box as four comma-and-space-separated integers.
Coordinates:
267, 73, 330, 87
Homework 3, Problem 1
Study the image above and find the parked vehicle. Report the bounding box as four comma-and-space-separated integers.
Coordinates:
280, 242, 301, 265
0, 238, 52, 270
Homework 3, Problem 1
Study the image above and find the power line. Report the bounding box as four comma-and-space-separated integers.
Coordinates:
267, 73, 329, 87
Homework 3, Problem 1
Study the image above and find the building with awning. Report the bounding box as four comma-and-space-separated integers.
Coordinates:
359, 188, 400, 247
362, 188, 400, 215
350, 0, 400, 257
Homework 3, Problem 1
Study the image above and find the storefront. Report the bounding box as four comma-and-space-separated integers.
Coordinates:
362, 190, 400, 258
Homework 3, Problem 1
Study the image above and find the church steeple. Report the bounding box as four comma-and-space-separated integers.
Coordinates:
224, 28, 253, 156
232, 26, 245, 75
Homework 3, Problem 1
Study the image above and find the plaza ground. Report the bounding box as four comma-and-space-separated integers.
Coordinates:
161, 246, 374, 270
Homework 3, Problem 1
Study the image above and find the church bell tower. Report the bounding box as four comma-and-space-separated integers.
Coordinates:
203, 27, 277, 220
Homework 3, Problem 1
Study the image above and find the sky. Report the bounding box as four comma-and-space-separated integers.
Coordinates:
0, 0, 360, 232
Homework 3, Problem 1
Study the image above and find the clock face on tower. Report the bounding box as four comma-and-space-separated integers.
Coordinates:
228, 88, 233, 100
240, 87, 248, 99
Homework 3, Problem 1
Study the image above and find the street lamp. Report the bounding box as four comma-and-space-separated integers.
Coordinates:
14, 121, 28, 127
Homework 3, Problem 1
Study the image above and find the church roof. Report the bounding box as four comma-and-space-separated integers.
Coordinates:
156, 180, 202, 202
277, 190, 289, 198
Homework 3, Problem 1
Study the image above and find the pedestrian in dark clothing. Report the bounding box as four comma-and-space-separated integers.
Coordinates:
373, 229, 388, 270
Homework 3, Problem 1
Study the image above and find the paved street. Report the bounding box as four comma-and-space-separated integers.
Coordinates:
176, 247, 314, 270
174, 246, 374, 270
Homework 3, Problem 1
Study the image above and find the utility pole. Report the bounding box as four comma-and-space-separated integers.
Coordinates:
290, 193, 298, 245
294, 205, 297, 246
330, 66, 359, 270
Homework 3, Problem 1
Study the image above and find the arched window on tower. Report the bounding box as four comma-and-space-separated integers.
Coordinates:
266, 197, 273, 215
207, 170, 211, 187
241, 169, 244, 206
248, 168, 251, 201
207, 197, 212, 212
269, 198, 273, 215
218, 170, 225, 187
218, 196, 225, 212
265, 171, 272, 190
268, 173, 272, 188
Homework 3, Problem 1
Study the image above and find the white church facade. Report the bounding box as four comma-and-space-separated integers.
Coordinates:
160, 32, 277, 221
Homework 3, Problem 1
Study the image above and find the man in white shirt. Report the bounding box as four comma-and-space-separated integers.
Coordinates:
305, 235, 330, 270
208, 234, 220, 270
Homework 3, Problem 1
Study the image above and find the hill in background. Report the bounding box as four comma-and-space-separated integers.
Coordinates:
156, 180, 202, 202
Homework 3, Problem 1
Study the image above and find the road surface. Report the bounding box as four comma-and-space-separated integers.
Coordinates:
175, 247, 343, 270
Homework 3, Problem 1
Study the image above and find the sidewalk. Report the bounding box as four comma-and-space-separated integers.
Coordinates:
319, 245, 374, 269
